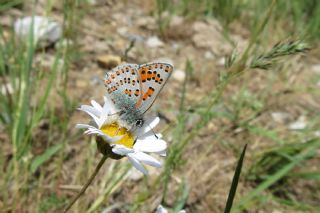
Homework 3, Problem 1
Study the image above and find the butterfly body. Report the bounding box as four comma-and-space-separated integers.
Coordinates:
111, 90, 144, 127
105, 62, 173, 129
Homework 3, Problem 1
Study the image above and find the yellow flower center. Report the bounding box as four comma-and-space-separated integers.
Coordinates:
100, 122, 134, 148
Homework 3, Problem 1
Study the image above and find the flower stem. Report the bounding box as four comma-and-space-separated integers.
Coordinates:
63, 155, 108, 213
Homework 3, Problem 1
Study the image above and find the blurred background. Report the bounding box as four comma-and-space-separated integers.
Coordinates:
0, 0, 319, 212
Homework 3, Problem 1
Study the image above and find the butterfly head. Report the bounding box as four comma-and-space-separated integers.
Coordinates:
135, 118, 144, 128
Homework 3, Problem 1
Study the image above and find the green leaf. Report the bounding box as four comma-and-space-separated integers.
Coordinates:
30, 143, 63, 173
224, 144, 247, 213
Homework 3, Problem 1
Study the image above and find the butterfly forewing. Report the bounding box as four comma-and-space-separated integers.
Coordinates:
136, 62, 173, 114
105, 63, 140, 103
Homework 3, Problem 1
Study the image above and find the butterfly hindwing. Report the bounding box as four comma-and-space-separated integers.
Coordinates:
136, 62, 173, 114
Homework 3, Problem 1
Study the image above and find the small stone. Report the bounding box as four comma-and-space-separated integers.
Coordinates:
288, 116, 307, 130
146, 36, 164, 48
97, 55, 121, 69
14, 16, 62, 48
217, 57, 225, 66
271, 112, 290, 123
172, 69, 186, 82
117, 27, 128, 37
311, 64, 320, 73
76, 79, 88, 88
205, 51, 215, 59
136, 16, 157, 30
169, 16, 184, 27
314, 131, 320, 138
127, 167, 144, 181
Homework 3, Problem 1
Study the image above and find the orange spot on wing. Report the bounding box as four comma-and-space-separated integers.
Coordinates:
134, 89, 140, 96
142, 87, 155, 100
147, 71, 152, 80
164, 65, 172, 72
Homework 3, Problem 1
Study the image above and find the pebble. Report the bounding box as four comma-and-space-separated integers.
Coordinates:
169, 15, 184, 27
311, 64, 320, 74
136, 16, 157, 30
217, 57, 225, 66
97, 55, 121, 69
146, 36, 164, 48
288, 116, 307, 130
127, 167, 144, 181
14, 16, 62, 48
76, 79, 88, 88
271, 112, 290, 123
205, 51, 215, 59
172, 69, 186, 82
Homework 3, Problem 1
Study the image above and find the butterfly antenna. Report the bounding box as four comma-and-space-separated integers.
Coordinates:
148, 124, 159, 139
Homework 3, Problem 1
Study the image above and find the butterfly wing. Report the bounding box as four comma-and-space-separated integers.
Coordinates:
135, 62, 173, 114
104, 63, 141, 106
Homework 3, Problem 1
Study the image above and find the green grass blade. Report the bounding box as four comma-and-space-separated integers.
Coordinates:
224, 144, 247, 213
30, 143, 64, 173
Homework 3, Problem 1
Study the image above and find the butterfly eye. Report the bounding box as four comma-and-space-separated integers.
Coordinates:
135, 119, 144, 127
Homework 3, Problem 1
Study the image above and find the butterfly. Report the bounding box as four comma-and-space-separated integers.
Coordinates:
104, 62, 173, 129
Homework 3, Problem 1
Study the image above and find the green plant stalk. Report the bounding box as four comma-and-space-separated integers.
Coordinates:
11, 14, 36, 209
87, 163, 131, 213
63, 155, 108, 213
162, 60, 190, 200
224, 144, 247, 213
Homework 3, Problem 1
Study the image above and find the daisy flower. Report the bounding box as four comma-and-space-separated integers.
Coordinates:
156, 205, 186, 213
76, 96, 167, 175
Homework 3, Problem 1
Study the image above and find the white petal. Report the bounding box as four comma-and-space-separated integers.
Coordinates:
156, 205, 168, 213
90, 100, 103, 112
78, 107, 100, 126
137, 134, 160, 141
127, 154, 148, 175
83, 127, 122, 143
79, 105, 101, 117
75, 124, 92, 129
112, 145, 134, 155
104, 95, 117, 114
96, 116, 109, 129
135, 117, 160, 136
131, 152, 161, 168
178, 210, 186, 213
158, 150, 167, 156
134, 138, 167, 153
99, 133, 123, 143
102, 99, 111, 115
146, 117, 160, 129
139, 132, 163, 140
